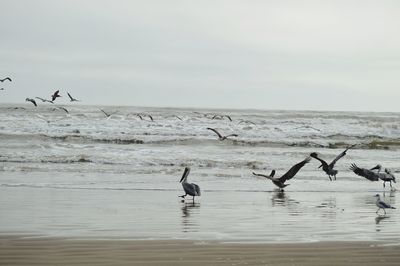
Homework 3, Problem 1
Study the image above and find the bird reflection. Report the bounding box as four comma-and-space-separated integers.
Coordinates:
271, 190, 299, 207
180, 201, 200, 232
375, 215, 389, 225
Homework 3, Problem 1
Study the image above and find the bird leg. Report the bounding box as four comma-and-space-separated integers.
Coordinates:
383, 182, 386, 188
328, 175, 332, 181
334, 175, 337, 181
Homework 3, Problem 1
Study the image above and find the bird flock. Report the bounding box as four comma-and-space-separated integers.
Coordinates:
1, 76, 396, 215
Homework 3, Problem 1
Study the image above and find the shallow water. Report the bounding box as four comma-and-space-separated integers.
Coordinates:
0, 104, 399, 243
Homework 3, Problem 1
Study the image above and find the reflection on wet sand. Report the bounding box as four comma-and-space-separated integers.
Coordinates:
180, 201, 201, 233
375, 215, 389, 225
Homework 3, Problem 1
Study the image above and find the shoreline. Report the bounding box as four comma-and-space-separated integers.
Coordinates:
1, 235, 400, 266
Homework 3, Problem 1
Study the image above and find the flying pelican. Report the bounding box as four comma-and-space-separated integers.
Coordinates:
207, 127, 238, 141
349, 163, 380, 181
100, 109, 117, 118
25, 98, 37, 107
35, 97, 54, 104
67, 92, 80, 102
56, 106, 69, 114
0, 77, 12, 82
253, 157, 311, 191
212, 114, 232, 121
179, 167, 201, 201
374, 194, 395, 215
310, 145, 354, 181
51, 90, 61, 101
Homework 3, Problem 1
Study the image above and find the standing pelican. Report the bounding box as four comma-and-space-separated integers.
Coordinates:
374, 194, 395, 215
350, 164, 393, 187
179, 167, 201, 201
310, 146, 354, 181
368, 165, 396, 188
207, 127, 238, 141
25, 98, 37, 106
253, 157, 311, 191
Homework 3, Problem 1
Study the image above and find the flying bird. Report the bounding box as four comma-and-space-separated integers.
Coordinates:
67, 92, 80, 102
0, 77, 12, 82
374, 194, 395, 215
179, 167, 201, 201
100, 109, 117, 118
310, 145, 355, 181
207, 127, 238, 141
212, 114, 232, 121
35, 97, 54, 104
349, 163, 381, 182
253, 157, 311, 191
51, 90, 61, 101
56, 107, 69, 114
25, 98, 37, 107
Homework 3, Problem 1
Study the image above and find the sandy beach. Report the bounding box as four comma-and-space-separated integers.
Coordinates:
1, 236, 400, 266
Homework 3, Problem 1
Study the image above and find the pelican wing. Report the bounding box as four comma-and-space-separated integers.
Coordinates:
67, 92, 74, 101
253, 172, 272, 180
349, 163, 379, 181
279, 157, 310, 182
193, 183, 201, 196
226, 134, 238, 138
182, 182, 200, 197
310, 152, 329, 168
329, 147, 352, 168
207, 127, 223, 138
100, 109, 109, 116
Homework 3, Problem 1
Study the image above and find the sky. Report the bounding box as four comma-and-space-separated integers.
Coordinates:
1, 0, 400, 112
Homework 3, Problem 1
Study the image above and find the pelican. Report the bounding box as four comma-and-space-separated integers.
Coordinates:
253, 157, 311, 191
100, 109, 117, 118
51, 90, 61, 101
310, 145, 354, 181
35, 97, 54, 104
25, 98, 37, 107
179, 167, 201, 201
207, 127, 238, 141
56, 107, 69, 114
212, 114, 232, 121
350, 164, 393, 186
0, 77, 12, 82
368, 165, 396, 188
374, 194, 395, 215
67, 92, 80, 102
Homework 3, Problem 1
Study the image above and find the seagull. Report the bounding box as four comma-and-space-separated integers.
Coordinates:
179, 167, 201, 202
51, 90, 61, 101
67, 92, 80, 102
100, 109, 117, 118
35, 97, 54, 104
374, 194, 395, 215
207, 127, 238, 141
310, 145, 354, 181
350, 163, 381, 181
0, 77, 12, 82
253, 157, 311, 191
25, 98, 37, 107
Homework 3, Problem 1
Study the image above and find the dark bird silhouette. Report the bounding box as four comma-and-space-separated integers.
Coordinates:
238, 120, 256, 125
57, 107, 69, 114
364, 165, 396, 188
207, 127, 238, 141
349, 164, 381, 181
0, 88, 4, 90
25, 98, 37, 107
212, 114, 232, 121
100, 109, 117, 118
0, 77, 12, 82
310, 145, 355, 181
179, 167, 201, 202
253, 157, 311, 191
51, 90, 61, 101
67, 92, 79, 102
35, 97, 54, 104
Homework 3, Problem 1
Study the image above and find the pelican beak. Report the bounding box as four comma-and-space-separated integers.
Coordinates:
370, 165, 381, 171
180, 167, 190, 183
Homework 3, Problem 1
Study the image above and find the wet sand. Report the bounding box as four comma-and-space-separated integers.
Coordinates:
1, 236, 400, 266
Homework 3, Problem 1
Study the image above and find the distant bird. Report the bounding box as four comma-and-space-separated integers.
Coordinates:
374, 194, 395, 215
25, 98, 37, 107
100, 109, 117, 118
0, 77, 12, 82
57, 106, 69, 114
179, 167, 201, 201
253, 157, 311, 191
67, 92, 79, 102
51, 90, 61, 101
349, 163, 381, 181
310, 145, 354, 181
207, 127, 238, 141
212, 114, 232, 121
35, 97, 54, 104
0, 88, 4, 90
238, 120, 256, 125
147, 114, 154, 121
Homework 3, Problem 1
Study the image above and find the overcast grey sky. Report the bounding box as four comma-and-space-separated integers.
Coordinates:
1, 0, 400, 111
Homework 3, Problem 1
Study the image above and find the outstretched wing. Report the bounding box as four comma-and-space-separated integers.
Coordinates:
224, 115, 232, 121
207, 127, 222, 138
100, 109, 109, 117
279, 157, 310, 182
226, 134, 238, 138
67, 93, 73, 101
253, 170, 275, 180
349, 163, 379, 181
329, 145, 355, 168
310, 152, 329, 168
